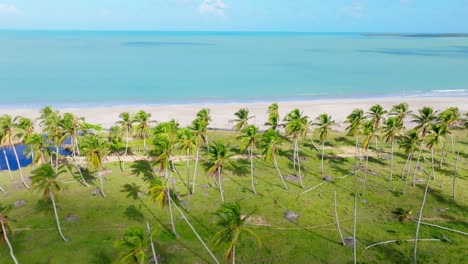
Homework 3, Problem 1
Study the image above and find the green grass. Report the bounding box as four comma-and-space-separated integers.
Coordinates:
1, 130, 467, 263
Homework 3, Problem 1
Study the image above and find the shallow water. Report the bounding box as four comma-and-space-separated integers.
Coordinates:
1, 31, 467, 107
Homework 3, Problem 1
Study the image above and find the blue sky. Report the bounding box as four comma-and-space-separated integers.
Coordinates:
0, 0, 467, 32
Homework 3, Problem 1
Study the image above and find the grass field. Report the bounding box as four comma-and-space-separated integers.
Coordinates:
1, 129, 467, 264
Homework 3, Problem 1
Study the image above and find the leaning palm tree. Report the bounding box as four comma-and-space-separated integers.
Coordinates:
148, 178, 178, 237
14, 116, 35, 142
24, 133, 49, 167
0, 203, 19, 264
232, 108, 253, 131
196, 108, 211, 147
191, 117, 208, 194
345, 109, 365, 174
383, 117, 404, 181
203, 141, 235, 202
116, 112, 135, 170
260, 129, 288, 190
30, 164, 69, 241
81, 134, 108, 197
0, 114, 29, 188
238, 125, 260, 194
411, 107, 437, 181
115, 226, 148, 264
361, 120, 377, 195
134, 110, 154, 151
312, 114, 336, 175
425, 124, 446, 181
367, 104, 387, 152
212, 202, 261, 264
283, 109, 309, 187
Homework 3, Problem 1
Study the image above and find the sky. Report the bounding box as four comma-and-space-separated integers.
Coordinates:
0, 0, 467, 32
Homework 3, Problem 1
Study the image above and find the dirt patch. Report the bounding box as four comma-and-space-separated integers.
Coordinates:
242, 214, 270, 226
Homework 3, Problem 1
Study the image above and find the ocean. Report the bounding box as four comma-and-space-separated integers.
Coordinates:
1, 31, 467, 107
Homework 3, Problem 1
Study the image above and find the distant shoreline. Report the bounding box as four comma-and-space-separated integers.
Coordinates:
1, 96, 467, 132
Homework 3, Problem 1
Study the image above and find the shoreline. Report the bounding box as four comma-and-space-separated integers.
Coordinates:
1, 96, 467, 132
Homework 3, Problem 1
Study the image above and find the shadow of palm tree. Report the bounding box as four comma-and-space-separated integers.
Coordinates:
124, 205, 145, 222
130, 160, 156, 183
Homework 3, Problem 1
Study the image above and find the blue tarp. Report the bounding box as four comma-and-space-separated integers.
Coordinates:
0, 144, 72, 171
0, 145, 32, 171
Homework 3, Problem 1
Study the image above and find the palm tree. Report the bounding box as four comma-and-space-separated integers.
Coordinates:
177, 127, 196, 197
81, 134, 108, 197
116, 112, 135, 170
191, 117, 208, 194
411, 107, 437, 181
425, 124, 446, 181
264, 103, 280, 131
398, 130, 421, 189
260, 129, 288, 189
361, 120, 377, 195
312, 114, 336, 175
390, 102, 411, 124
345, 109, 365, 174
283, 109, 309, 188
196, 108, 211, 147
383, 117, 404, 181
0, 114, 29, 188
31, 164, 69, 241
37, 107, 62, 170
212, 202, 261, 264
238, 125, 260, 194
14, 116, 35, 142
24, 133, 49, 167
115, 226, 147, 264
367, 104, 387, 152
148, 178, 178, 237
0, 203, 19, 264
152, 121, 179, 181
134, 110, 154, 151
232, 108, 252, 131
203, 141, 235, 202
439, 107, 460, 155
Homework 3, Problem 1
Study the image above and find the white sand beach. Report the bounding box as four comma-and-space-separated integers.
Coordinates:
1, 97, 467, 131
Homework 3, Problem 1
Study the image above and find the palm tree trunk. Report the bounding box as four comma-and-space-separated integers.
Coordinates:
72, 155, 89, 187
167, 189, 178, 238
353, 136, 359, 175
123, 128, 129, 171
170, 197, 220, 264
146, 221, 159, 264
353, 191, 358, 264
217, 167, 225, 202
55, 145, 59, 173
414, 172, 431, 264
232, 245, 236, 264
321, 141, 325, 175
75, 136, 81, 157
450, 134, 454, 154
1, 219, 19, 264
3, 149, 14, 180
403, 154, 413, 194
439, 142, 445, 168
453, 152, 459, 199
431, 147, 435, 181
362, 146, 369, 196
334, 191, 345, 245
292, 139, 297, 175
192, 147, 200, 194
296, 140, 304, 188
186, 151, 191, 210
249, 148, 256, 194
143, 135, 147, 152
98, 171, 106, 197
413, 143, 424, 187
273, 154, 288, 190
11, 144, 29, 189
0, 185, 5, 193
50, 190, 69, 242
388, 139, 394, 181
374, 137, 379, 154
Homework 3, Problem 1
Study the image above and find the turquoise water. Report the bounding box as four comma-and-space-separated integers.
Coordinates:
1, 31, 467, 107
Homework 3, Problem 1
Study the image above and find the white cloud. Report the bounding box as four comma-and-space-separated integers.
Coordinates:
199, 0, 228, 16
340, 1, 365, 18
0, 3, 19, 15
